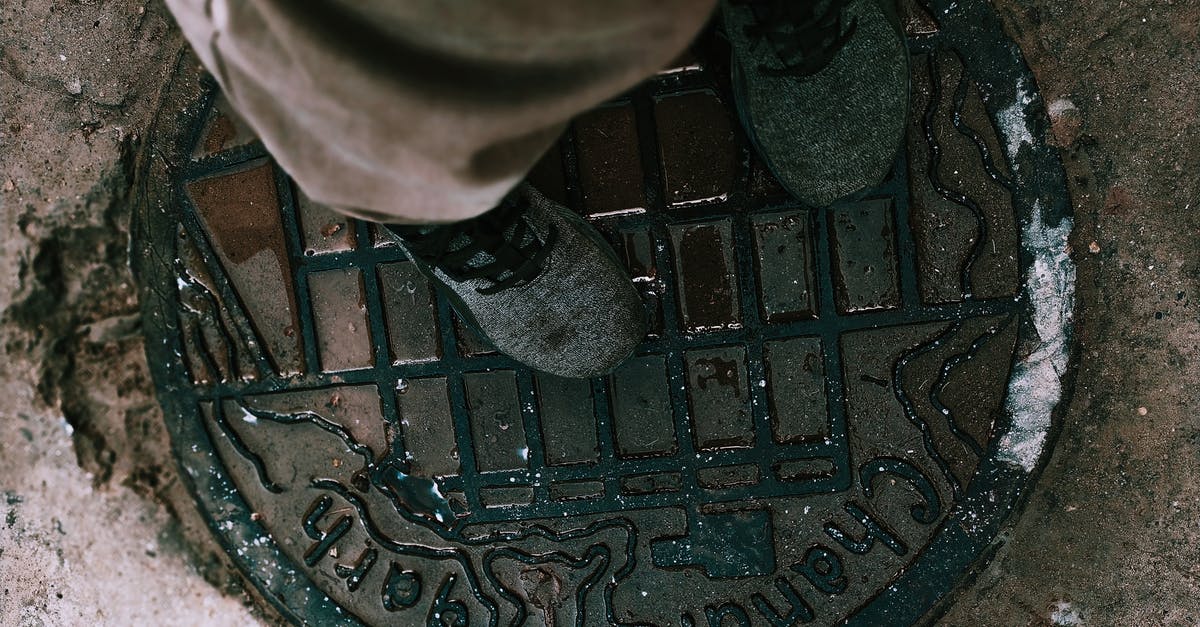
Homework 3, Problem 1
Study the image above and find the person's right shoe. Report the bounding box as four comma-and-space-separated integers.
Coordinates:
722, 0, 909, 207
384, 184, 646, 379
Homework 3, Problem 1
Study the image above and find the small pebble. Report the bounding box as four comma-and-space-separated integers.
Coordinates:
1088, 241, 1101, 254
1047, 98, 1082, 147
1137, 407, 1148, 416
2, 179, 14, 192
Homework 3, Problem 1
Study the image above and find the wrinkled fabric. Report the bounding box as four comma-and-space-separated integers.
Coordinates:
166, 0, 716, 223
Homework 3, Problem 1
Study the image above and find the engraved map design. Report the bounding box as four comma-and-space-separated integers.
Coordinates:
136, 1, 1075, 625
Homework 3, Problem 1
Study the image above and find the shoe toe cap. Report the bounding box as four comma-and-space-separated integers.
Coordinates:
522, 283, 647, 379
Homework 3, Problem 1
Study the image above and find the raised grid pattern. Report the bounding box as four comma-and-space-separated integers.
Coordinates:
175, 42, 1020, 528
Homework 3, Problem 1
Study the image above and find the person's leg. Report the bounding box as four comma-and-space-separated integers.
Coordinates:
163, 0, 908, 377
165, 0, 718, 223
165, 0, 717, 377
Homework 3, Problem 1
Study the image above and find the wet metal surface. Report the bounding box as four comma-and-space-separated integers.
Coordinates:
136, 1, 1076, 624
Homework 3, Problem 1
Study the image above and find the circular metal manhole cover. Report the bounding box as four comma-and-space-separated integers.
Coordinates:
135, 1, 1075, 624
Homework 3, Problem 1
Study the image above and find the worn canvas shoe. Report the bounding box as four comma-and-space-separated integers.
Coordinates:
384, 184, 646, 378
723, 0, 909, 207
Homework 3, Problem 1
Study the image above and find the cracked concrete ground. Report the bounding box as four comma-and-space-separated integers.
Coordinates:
1, 0, 1196, 625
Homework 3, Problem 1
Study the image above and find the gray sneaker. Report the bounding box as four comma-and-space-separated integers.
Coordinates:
385, 184, 646, 378
723, 0, 909, 207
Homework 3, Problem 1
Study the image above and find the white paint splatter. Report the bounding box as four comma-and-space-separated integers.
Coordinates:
1049, 600, 1084, 625
998, 77, 1037, 158
1047, 98, 1078, 118
998, 204, 1075, 472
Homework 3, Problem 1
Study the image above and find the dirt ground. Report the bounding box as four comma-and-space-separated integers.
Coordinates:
0, 1, 262, 624
1, 1, 1197, 625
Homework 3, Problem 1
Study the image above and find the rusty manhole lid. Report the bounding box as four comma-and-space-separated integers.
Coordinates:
134, 1, 1075, 624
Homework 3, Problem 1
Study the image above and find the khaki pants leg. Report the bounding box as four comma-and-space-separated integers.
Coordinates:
165, 0, 717, 223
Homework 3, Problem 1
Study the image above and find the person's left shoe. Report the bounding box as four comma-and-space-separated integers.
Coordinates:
384, 184, 646, 378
